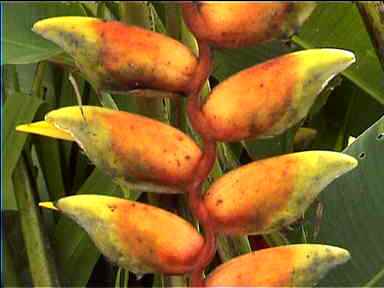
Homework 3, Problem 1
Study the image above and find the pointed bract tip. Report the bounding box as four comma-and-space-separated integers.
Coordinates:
16, 121, 75, 141
39, 201, 58, 211
32, 16, 98, 34
331, 246, 351, 265
300, 48, 356, 76
324, 151, 358, 173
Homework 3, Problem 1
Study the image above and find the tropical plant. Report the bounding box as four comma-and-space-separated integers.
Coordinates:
2, 2, 384, 287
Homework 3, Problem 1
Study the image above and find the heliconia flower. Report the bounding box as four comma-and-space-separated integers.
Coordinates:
203, 151, 357, 235
205, 244, 351, 287
32, 17, 198, 94
182, 2, 316, 48
202, 49, 356, 142
39, 195, 204, 274
16, 106, 202, 192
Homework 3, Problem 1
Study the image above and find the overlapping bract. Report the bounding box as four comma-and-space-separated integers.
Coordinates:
40, 195, 203, 274
33, 17, 197, 93
206, 244, 350, 286
202, 49, 356, 142
204, 151, 357, 235
182, 2, 316, 48
21, 5, 360, 286
17, 106, 202, 192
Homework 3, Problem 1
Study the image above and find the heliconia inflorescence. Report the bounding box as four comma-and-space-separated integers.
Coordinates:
205, 244, 351, 286
202, 49, 356, 142
16, 106, 202, 192
32, 17, 198, 94
39, 195, 204, 274
18, 4, 360, 286
204, 151, 357, 235
182, 2, 316, 48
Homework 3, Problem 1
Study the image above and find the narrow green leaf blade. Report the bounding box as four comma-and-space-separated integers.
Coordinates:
3, 91, 42, 209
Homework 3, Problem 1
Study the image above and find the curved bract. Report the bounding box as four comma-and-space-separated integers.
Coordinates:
16, 106, 202, 192
204, 151, 357, 235
182, 2, 316, 48
40, 195, 204, 274
32, 17, 197, 93
206, 244, 350, 286
202, 49, 356, 142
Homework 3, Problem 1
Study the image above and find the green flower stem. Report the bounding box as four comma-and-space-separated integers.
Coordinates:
3, 237, 21, 287
356, 2, 384, 71
263, 232, 290, 247
31, 62, 47, 99
12, 155, 60, 286
217, 235, 252, 262
364, 267, 384, 287
11, 61, 60, 286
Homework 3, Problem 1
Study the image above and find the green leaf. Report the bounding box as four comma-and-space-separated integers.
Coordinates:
212, 41, 294, 81
3, 91, 43, 209
343, 81, 384, 137
242, 129, 295, 161
2, 210, 31, 286
294, 3, 384, 104
2, 3, 85, 64
313, 115, 384, 286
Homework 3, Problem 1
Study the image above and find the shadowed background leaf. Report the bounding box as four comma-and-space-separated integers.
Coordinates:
2, 3, 85, 65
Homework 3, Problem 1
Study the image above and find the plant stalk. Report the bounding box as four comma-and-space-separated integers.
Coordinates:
12, 155, 60, 286
356, 2, 384, 71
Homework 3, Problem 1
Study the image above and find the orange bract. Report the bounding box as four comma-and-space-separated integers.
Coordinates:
202, 49, 355, 142
33, 17, 197, 93
182, 3, 316, 48
17, 106, 202, 192
203, 54, 297, 141
204, 151, 357, 235
206, 245, 350, 286
94, 21, 198, 92
44, 195, 204, 274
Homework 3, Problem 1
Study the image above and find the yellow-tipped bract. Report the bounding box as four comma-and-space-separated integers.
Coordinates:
206, 244, 350, 286
33, 17, 197, 93
16, 121, 75, 141
182, 2, 316, 48
41, 195, 204, 274
204, 151, 357, 235
202, 49, 356, 142
17, 106, 202, 192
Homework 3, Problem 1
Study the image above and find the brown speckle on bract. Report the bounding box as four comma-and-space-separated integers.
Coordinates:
202, 53, 298, 141
206, 246, 295, 286
204, 155, 297, 234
